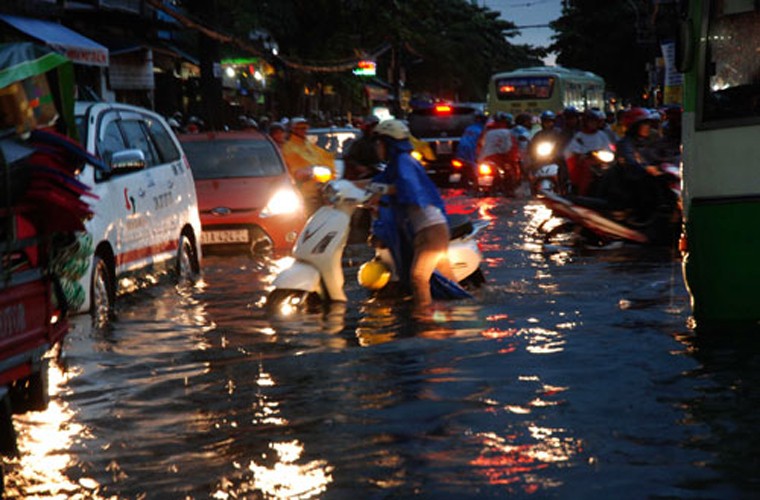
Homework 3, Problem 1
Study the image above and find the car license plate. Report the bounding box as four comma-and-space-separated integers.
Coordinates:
436, 141, 452, 154
201, 229, 249, 244
449, 172, 462, 184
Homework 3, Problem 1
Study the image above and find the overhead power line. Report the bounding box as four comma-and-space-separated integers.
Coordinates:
145, 0, 390, 73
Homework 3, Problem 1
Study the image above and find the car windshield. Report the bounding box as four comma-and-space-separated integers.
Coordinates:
408, 106, 478, 138
182, 139, 284, 179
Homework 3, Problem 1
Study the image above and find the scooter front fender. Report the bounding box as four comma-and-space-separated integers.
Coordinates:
535, 163, 559, 177
448, 239, 483, 282
271, 261, 322, 295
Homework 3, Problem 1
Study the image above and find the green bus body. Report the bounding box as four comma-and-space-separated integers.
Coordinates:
681, 0, 760, 329
487, 66, 605, 116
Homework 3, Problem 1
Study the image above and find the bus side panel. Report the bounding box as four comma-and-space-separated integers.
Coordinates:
683, 198, 760, 327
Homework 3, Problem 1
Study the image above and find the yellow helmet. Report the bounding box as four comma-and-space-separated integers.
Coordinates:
357, 260, 391, 290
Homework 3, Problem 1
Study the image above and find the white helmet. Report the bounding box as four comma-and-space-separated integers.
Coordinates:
374, 119, 410, 140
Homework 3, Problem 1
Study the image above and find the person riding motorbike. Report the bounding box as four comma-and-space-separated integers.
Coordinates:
454, 109, 487, 184
476, 112, 520, 193
281, 117, 336, 214
370, 119, 459, 309
563, 108, 615, 196
557, 106, 581, 151
528, 111, 563, 168
343, 114, 381, 243
595, 107, 677, 224
512, 113, 534, 177
344, 114, 381, 181
653, 105, 682, 164
527, 110, 566, 192
268, 121, 287, 148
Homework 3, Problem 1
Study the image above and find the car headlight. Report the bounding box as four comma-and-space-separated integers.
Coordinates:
260, 187, 303, 217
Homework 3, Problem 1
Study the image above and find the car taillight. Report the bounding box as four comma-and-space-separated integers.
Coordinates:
434, 104, 452, 115
451, 159, 463, 168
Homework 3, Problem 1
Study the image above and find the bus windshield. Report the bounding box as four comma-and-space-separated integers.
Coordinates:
702, 3, 760, 123
494, 76, 554, 100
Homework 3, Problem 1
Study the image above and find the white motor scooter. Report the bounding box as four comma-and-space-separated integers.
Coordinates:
530, 140, 564, 196
267, 177, 371, 315
266, 177, 488, 315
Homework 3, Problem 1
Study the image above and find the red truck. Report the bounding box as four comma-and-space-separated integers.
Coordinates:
0, 209, 69, 455
0, 42, 97, 459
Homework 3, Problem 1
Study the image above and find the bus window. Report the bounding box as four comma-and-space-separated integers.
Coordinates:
495, 77, 555, 100
702, 3, 760, 123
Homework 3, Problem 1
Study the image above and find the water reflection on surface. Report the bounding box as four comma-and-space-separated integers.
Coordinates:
4, 363, 104, 500
2, 195, 756, 498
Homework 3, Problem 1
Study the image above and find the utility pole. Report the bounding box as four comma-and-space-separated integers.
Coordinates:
196, 0, 224, 129
391, 40, 403, 118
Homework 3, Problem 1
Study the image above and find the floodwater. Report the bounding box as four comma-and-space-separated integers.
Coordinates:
3, 191, 759, 499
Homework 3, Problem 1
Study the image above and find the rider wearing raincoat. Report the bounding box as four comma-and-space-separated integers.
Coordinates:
370, 119, 469, 308
281, 117, 335, 214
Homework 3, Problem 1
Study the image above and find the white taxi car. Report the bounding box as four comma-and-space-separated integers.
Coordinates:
75, 102, 202, 323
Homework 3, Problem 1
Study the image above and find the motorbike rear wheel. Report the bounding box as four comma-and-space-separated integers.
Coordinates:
266, 289, 321, 316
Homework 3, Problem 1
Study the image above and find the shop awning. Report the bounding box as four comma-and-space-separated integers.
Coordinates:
0, 14, 108, 67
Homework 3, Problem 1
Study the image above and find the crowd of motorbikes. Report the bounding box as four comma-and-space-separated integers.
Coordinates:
450, 107, 683, 250
264, 106, 683, 316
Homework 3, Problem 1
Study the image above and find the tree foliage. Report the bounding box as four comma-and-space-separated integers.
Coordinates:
180, 0, 546, 116
549, 0, 657, 101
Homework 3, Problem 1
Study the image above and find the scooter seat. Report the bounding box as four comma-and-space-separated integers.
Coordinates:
448, 213, 473, 240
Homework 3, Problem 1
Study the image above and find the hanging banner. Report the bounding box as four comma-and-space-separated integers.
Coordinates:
661, 39, 683, 105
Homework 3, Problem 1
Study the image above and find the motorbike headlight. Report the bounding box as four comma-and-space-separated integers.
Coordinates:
411, 150, 424, 162
260, 187, 303, 217
312, 165, 333, 183
536, 141, 554, 158
594, 150, 615, 163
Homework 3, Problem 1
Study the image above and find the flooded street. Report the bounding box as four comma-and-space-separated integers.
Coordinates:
3, 191, 758, 499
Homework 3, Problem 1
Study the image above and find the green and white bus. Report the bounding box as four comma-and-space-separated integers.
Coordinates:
487, 66, 605, 116
679, 0, 760, 329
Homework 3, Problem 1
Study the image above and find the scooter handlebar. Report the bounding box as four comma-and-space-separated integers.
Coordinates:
366, 182, 391, 195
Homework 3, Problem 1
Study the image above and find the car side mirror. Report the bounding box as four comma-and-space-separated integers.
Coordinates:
110, 149, 146, 174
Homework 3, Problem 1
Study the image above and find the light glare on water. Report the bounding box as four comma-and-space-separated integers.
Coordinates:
2, 194, 756, 499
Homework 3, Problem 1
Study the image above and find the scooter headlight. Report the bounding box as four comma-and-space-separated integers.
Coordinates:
593, 150, 615, 163
260, 187, 303, 217
536, 141, 554, 158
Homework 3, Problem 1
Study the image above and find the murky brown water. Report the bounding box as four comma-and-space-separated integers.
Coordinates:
2, 192, 758, 499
